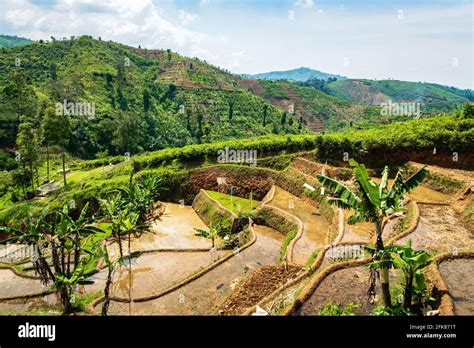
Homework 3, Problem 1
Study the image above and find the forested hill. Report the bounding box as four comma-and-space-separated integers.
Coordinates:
0, 35, 306, 159
0, 35, 34, 48
242, 67, 346, 82
0, 35, 384, 160
325, 79, 473, 113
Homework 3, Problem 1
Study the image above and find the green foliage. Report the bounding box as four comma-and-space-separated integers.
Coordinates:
279, 229, 297, 262
367, 240, 433, 312
318, 302, 360, 316
0, 35, 34, 48
41, 106, 71, 147
0, 36, 304, 157
459, 102, 474, 119
316, 114, 473, 165
0, 203, 110, 313
326, 79, 472, 113
205, 190, 258, 215
194, 220, 231, 248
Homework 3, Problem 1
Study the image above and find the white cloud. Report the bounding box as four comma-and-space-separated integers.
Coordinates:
1, 0, 207, 50
294, 0, 314, 9
0, 0, 471, 88
178, 10, 198, 25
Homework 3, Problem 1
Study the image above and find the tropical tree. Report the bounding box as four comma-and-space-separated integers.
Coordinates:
368, 240, 432, 310
0, 203, 107, 313
316, 159, 428, 307
41, 106, 71, 186
16, 122, 40, 190
99, 193, 138, 259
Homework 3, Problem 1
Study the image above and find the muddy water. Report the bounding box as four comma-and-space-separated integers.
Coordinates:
82, 250, 230, 299
342, 210, 374, 243
319, 245, 368, 270
0, 294, 59, 313
105, 225, 282, 315
298, 266, 374, 315
0, 269, 49, 299
397, 205, 474, 252
270, 187, 333, 265
124, 203, 212, 253
439, 259, 474, 315
408, 185, 450, 203
372, 178, 450, 203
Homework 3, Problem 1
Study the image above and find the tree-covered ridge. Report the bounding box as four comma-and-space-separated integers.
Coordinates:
0, 36, 304, 159
239, 78, 382, 131
0, 35, 34, 48
242, 67, 346, 82
325, 79, 472, 113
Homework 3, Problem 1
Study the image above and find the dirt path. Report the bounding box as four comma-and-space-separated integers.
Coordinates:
438, 259, 474, 315
105, 224, 282, 315
269, 187, 333, 265
397, 204, 474, 253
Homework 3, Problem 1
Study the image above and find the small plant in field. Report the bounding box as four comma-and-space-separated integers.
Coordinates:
318, 302, 360, 316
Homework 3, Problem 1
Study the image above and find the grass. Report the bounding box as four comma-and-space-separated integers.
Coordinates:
305, 248, 320, 268
395, 202, 415, 235
205, 190, 259, 215
73, 291, 103, 312
279, 229, 297, 262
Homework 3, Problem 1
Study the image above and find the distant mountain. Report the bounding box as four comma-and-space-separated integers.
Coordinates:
242, 67, 346, 82
0, 34, 34, 48
325, 79, 473, 113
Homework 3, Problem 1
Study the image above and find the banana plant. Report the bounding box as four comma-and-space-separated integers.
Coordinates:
370, 240, 432, 310
1, 203, 109, 313
194, 225, 220, 249
316, 159, 428, 307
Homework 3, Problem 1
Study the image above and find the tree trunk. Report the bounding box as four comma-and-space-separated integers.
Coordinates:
128, 232, 132, 316
62, 152, 67, 186
117, 230, 123, 259
30, 161, 34, 189
102, 246, 113, 316
61, 285, 72, 314
46, 145, 50, 182
375, 219, 391, 308
404, 273, 414, 309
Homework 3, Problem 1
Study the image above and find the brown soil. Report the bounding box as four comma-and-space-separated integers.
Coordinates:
218, 265, 301, 315
291, 157, 347, 180
189, 166, 273, 200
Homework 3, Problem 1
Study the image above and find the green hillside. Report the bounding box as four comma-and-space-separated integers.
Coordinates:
0, 36, 304, 159
325, 79, 472, 113
238, 78, 381, 132
0, 34, 34, 48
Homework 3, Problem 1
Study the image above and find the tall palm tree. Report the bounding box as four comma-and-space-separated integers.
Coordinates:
316, 159, 427, 307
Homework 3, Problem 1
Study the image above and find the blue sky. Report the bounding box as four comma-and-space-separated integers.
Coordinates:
1, 0, 472, 88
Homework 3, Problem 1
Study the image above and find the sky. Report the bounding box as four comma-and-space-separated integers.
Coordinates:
0, 0, 472, 89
